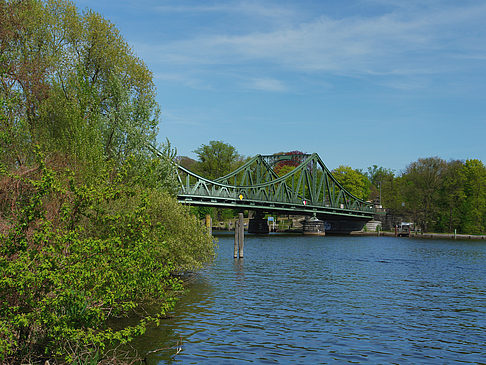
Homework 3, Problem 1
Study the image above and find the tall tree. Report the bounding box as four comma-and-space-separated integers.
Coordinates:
366, 165, 396, 206
177, 155, 197, 171
332, 165, 370, 200
0, 1, 215, 362
436, 160, 465, 233
192, 141, 244, 221
401, 157, 447, 232
459, 159, 486, 234
193, 140, 244, 179
0, 0, 160, 171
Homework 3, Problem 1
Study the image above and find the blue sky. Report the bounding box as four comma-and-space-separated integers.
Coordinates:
73, 0, 486, 172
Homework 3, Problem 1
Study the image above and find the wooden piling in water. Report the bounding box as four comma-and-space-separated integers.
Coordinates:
234, 219, 239, 258
233, 213, 245, 258
205, 214, 212, 236
238, 212, 244, 258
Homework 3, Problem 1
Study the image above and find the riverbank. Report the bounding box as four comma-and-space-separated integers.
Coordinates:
351, 231, 486, 240
213, 225, 486, 240
212, 217, 486, 240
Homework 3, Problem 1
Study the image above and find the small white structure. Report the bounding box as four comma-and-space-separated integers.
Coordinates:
365, 220, 382, 232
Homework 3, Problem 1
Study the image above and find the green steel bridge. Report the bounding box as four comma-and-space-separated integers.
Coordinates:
173, 152, 377, 233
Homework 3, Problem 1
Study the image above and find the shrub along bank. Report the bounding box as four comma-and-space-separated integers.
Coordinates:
0, 0, 216, 362
0, 155, 215, 363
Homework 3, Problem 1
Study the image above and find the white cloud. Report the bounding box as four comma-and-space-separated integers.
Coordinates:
152, 3, 485, 70
244, 77, 288, 92
132, 1, 486, 93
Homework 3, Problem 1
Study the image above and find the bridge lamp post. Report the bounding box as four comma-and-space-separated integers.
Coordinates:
379, 182, 381, 207
378, 181, 382, 209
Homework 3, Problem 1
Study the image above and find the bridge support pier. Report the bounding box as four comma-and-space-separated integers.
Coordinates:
248, 211, 269, 234
234, 213, 244, 258
302, 216, 326, 236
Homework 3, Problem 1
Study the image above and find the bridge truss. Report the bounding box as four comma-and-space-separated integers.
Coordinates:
174, 153, 375, 220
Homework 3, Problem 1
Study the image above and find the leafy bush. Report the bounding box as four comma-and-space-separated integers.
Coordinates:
0, 158, 214, 363
0, 1, 217, 361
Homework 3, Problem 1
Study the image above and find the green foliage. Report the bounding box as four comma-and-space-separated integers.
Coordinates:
191, 140, 245, 221
459, 159, 486, 234
332, 165, 371, 200
142, 190, 216, 273
0, 159, 214, 363
275, 164, 297, 177
1, 2, 216, 363
193, 140, 244, 180
177, 156, 197, 171
119, 140, 179, 195
400, 157, 447, 232
366, 165, 394, 187
366, 165, 395, 203
191, 206, 214, 220
435, 160, 466, 233
374, 158, 485, 234
0, 0, 160, 173
273, 151, 306, 176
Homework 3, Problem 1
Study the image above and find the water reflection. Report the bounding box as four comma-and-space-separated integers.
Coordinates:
127, 275, 216, 364
233, 258, 244, 275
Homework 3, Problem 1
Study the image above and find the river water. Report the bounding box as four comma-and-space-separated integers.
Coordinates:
132, 233, 486, 364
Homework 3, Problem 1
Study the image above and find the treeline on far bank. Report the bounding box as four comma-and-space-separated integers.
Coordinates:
0, 1, 214, 363
364, 158, 485, 234
182, 141, 486, 235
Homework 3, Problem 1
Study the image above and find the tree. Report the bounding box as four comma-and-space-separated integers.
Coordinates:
435, 160, 465, 233
400, 157, 447, 232
0, 0, 160, 173
0, 1, 216, 362
192, 141, 245, 221
332, 165, 370, 200
0, 159, 214, 363
276, 164, 297, 177
459, 159, 486, 234
193, 140, 244, 179
273, 151, 306, 176
177, 155, 197, 171
366, 165, 396, 206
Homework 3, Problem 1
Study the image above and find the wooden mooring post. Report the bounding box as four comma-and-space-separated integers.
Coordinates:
234, 212, 244, 258
205, 214, 212, 236
234, 219, 239, 258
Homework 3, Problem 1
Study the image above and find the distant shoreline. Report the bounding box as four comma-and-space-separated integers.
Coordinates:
351, 231, 486, 240
213, 227, 486, 240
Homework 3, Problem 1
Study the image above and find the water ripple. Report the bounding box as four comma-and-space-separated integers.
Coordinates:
132, 235, 486, 364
